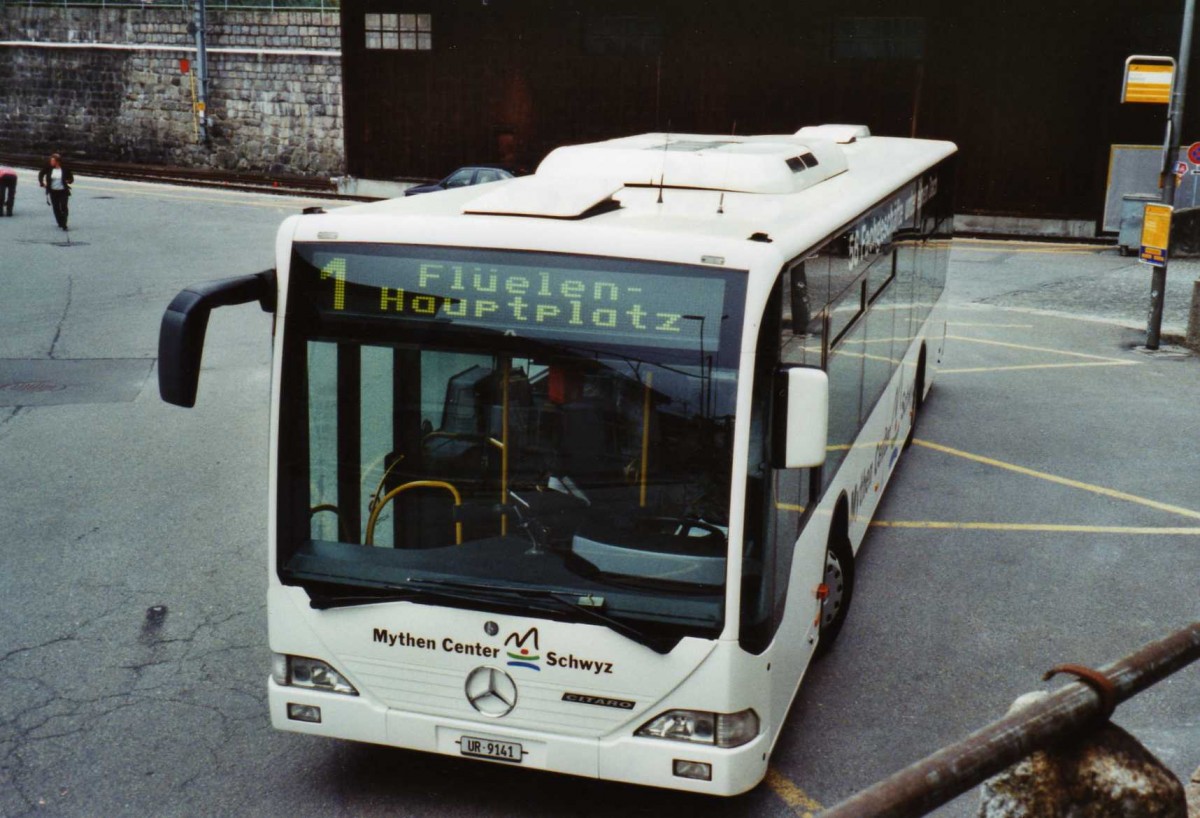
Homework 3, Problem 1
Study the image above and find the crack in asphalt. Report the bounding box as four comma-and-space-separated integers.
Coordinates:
48, 276, 73, 361
0, 598, 269, 817
0, 634, 78, 666
0, 407, 26, 442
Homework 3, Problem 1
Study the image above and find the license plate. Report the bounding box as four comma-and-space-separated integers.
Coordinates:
459, 736, 523, 764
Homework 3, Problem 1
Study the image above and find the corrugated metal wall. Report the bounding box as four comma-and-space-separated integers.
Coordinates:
340, 0, 1196, 225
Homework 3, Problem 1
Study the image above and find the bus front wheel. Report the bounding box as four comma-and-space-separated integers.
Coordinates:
814, 532, 854, 658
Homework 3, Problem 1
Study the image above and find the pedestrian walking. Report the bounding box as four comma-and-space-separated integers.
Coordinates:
37, 153, 74, 231
0, 166, 16, 217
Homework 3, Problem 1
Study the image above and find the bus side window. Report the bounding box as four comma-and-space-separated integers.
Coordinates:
788, 261, 811, 332
781, 256, 826, 367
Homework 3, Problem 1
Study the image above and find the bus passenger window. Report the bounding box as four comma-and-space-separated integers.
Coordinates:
781, 260, 824, 367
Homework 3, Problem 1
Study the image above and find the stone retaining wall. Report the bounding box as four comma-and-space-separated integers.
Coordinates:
0, 7, 344, 176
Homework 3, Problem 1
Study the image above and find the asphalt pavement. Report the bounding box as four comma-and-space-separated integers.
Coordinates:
953, 237, 1199, 343
0, 174, 1197, 818
788, 237, 1200, 816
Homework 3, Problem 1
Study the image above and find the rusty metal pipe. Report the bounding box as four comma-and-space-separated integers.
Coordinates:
819, 622, 1200, 818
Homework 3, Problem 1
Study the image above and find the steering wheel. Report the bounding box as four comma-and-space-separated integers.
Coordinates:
364, 480, 464, 546
422, 430, 504, 450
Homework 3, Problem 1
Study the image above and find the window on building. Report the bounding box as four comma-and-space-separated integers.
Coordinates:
583, 15, 662, 57
365, 14, 398, 50
365, 13, 432, 51
833, 17, 924, 60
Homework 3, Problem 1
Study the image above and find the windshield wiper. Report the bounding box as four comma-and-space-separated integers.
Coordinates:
406, 577, 682, 654
310, 578, 680, 654
308, 583, 507, 612
561, 551, 725, 595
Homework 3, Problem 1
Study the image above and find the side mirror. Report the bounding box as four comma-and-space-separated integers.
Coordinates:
158, 270, 276, 407
772, 367, 828, 468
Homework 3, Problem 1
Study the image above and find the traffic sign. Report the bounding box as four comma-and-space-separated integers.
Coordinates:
1188, 142, 1200, 164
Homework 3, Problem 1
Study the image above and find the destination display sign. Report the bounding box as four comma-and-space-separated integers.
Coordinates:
844, 172, 936, 277
294, 245, 739, 352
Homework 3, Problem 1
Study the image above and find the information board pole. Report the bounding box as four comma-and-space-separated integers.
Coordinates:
189, 0, 210, 145
1148, 0, 1195, 350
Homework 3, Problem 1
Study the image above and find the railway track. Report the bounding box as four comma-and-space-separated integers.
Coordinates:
0, 154, 354, 199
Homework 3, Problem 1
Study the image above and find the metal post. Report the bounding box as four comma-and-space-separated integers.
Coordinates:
818, 622, 1200, 818
190, 0, 210, 144
1148, 0, 1195, 349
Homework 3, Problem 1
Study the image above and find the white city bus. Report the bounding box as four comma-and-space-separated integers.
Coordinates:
159, 125, 954, 795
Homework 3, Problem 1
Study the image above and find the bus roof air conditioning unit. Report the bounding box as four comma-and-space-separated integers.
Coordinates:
533, 132, 850, 195
794, 124, 871, 144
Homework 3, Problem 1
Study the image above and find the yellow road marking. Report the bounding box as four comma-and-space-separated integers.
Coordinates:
871, 521, 1200, 535
945, 335, 1132, 363
954, 246, 1101, 255
839, 336, 914, 346
765, 768, 823, 817
912, 439, 1200, 522
952, 238, 1107, 254
950, 303, 1151, 330
940, 360, 1137, 375
946, 322, 1035, 329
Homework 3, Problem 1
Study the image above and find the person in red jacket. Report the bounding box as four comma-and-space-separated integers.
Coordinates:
0, 166, 16, 217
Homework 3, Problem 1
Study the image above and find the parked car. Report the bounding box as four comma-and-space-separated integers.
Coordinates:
403, 165, 515, 196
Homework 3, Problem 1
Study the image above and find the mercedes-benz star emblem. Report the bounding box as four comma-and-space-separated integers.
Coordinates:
465, 666, 518, 718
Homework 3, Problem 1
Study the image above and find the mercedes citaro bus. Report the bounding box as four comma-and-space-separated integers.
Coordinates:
159, 125, 954, 795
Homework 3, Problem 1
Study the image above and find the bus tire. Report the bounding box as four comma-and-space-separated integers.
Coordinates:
904, 347, 927, 450
814, 525, 854, 658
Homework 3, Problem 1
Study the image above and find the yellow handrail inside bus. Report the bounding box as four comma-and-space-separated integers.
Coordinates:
365, 453, 406, 515
364, 480, 463, 546
418, 426, 508, 536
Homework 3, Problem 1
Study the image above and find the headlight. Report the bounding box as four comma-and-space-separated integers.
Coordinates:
636, 708, 759, 748
272, 653, 358, 696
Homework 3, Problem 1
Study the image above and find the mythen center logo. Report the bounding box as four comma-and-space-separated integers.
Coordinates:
504, 627, 541, 671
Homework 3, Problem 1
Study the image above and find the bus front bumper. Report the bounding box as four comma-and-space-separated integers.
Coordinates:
269, 679, 769, 795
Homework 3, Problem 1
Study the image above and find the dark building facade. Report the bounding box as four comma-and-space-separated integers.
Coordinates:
339, 0, 1199, 230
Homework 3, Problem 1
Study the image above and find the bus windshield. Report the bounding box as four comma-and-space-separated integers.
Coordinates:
276, 244, 748, 646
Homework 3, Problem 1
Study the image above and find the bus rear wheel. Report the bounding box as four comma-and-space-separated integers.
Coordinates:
814, 532, 854, 658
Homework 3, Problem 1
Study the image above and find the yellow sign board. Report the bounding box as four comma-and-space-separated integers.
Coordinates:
1123, 56, 1175, 104
1140, 202, 1172, 266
